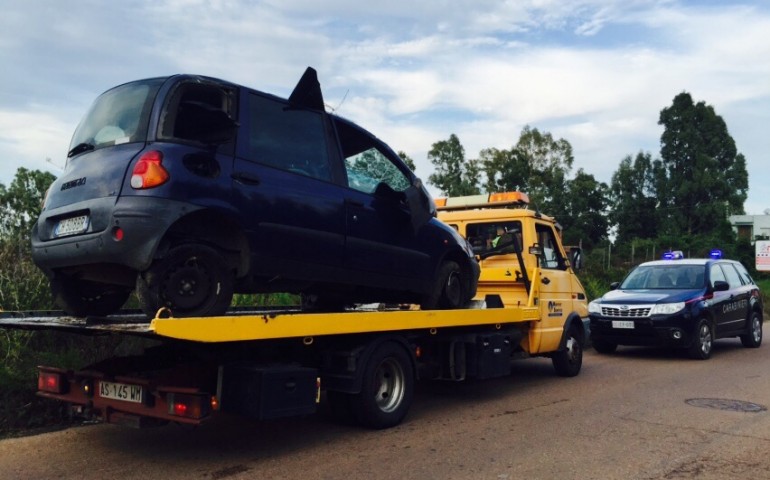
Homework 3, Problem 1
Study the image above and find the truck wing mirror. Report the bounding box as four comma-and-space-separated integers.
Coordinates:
569, 246, 583, 270
528, 244, 543, 256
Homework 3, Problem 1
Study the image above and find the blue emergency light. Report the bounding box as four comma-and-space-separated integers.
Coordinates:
662, 250, 684, 260
709, 249, 723, 259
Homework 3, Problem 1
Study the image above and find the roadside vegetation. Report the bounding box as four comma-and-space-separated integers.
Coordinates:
1, 90, 767, 437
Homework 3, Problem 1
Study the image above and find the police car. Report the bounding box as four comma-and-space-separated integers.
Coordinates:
588, 251, 763, 359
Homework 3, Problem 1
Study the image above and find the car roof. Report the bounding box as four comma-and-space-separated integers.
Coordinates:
639, 258, 739, 267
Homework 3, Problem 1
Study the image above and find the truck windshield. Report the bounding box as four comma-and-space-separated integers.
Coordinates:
466, 221, 522, 256
68, 78, 164, 158
620, 265, 705, 290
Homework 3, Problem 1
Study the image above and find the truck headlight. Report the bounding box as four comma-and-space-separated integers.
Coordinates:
650, 302, 685, 315
588, 300, 602, 314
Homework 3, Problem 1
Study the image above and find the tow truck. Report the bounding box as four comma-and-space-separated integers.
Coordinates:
1, 192, 588, 429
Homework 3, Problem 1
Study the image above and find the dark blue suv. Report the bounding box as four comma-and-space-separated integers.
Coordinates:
31, 68, 479, 317
588, 255, 763, 359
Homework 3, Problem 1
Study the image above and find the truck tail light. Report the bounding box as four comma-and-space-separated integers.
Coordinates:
167, 393, 211, 420
38, 371, 67, 394
131, 151, 169, 189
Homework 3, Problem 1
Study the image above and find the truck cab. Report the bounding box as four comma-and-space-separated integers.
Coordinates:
436, 191, 589, 354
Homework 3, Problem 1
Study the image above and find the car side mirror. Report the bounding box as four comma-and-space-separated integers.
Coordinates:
712, 280, 730, 292
610, 282, 620, 290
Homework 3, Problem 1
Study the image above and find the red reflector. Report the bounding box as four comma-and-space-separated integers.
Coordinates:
167, 393, 209, 420
38, 371, 66, 394
131, 151, 169, 189
112, 227, 124, 241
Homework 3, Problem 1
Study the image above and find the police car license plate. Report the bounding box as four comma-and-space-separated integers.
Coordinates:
612, 321, 635, 329
99, 381, 143, 404
54, 215, 89, 237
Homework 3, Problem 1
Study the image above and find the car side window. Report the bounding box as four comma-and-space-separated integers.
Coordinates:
333, 118, 410, 194
734, 263, 755, 285
721, 263, 743, 289
710, 264, 727, 288
535, 224, 566, 270
159, 82, 237, 149
239, 93, 332, 181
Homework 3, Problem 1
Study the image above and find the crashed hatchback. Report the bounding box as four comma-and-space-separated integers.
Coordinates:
31, 68, 479, 317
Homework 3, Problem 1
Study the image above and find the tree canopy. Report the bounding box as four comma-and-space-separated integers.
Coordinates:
427, 134, 480, 196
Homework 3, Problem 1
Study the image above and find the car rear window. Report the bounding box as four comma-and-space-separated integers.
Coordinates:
69, 78, 163, 157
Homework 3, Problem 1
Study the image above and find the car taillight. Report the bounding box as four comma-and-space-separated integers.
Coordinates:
38, 371, 68, 394
167, 393, 211, 420
131, 151, 169, 189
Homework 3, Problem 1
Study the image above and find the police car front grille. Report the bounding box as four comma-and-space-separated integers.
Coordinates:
601, 307, 651, 318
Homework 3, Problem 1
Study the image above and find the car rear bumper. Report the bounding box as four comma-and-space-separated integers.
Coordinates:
31, 196, 201, 275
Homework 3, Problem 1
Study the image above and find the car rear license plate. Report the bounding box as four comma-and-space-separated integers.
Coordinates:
99, 381, 143, 403
54, 215, 89, 237
612, 320, 635, 329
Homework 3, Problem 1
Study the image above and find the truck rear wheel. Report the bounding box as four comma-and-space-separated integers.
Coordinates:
350, 341, 414, 429
136, 244, 234, 318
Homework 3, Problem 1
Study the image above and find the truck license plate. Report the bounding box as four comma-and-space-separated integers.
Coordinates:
612, 320, 635, 329
54, 215, 89, 237
99, 381, 143, 403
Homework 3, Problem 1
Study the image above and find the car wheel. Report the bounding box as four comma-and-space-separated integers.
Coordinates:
349, 342, 414, 429
740, 311, 763, 348
136, 244, 234, 318
552, 325, 583, 377
688, 319, 713, 360
421, 260, 464, 310
51, 277, 131, 317
592, 338, 618, 354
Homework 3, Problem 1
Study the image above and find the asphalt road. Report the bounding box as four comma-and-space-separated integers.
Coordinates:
2, 331, 770, 480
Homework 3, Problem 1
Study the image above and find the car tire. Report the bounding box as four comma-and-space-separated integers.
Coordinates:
688, 319, 713, 360
136, 244, 234, 318
421, 260, 465, 310
740, 311, 763, 348
349, 341, 414, 429
552, 325, 583, 377
592, 338, 617, 354
51, 277, 131, 317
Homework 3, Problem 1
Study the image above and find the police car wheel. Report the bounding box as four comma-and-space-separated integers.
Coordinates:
740, 311, 763, 348
688, 319, 713, 360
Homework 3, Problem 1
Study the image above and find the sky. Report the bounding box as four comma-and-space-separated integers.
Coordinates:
2, 0, 769, 215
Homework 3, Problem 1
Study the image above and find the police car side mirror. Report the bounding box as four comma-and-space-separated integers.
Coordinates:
610, 282, 620, 290
712, 280, 730, 292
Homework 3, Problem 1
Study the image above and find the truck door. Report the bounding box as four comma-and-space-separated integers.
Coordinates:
232, 92, 346, 280
532, 222, 574, 352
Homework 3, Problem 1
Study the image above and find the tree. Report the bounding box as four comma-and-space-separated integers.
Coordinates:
658, 92, 748, 236
562, 169, 609, 249
481, 126, 573, 215
608, 152, 663, 243
397, 151, 416, 172
427, 134, 480, 196
0, 167, 56, 243
0, 167, 57, 311
480, 147, 530, 194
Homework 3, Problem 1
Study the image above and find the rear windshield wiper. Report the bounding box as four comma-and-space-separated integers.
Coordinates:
68, 142, 95, 158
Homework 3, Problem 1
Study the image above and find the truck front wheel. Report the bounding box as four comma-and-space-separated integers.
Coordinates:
350, 342, 414, 429
552, 325, 583, 377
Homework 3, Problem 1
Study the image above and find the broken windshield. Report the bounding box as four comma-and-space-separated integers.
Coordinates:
68, 78, 164, 158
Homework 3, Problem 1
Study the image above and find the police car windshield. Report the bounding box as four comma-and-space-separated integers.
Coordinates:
620, 265, 705, 290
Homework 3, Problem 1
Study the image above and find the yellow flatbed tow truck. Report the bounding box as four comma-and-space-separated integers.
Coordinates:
1, 192, 587, 429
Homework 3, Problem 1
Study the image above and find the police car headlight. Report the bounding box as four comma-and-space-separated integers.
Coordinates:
588, 300, 602, 314
650, 302, 685, 315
